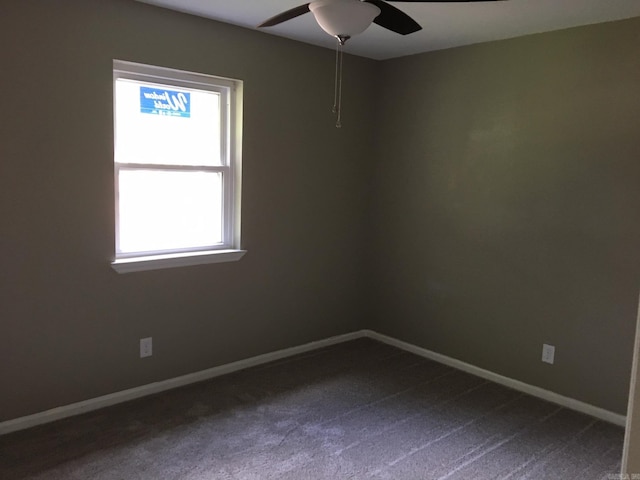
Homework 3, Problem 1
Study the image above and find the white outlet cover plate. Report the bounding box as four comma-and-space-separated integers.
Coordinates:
542, 344, 555, 364
140, 337, 153, 358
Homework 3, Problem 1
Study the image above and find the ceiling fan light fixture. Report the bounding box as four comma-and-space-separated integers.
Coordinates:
309, 0, 381, 38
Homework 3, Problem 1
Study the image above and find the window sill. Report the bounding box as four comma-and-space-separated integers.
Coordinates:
111, 249, 247, 273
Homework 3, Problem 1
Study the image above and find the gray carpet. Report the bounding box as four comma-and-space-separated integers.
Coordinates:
0, 338, 624, 479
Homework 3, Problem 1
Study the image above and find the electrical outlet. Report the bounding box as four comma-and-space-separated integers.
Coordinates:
542, 343, 555, 364
140, 337, 152, 358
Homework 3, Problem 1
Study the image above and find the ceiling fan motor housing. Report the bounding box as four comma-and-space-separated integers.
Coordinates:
309, 0, 381, 37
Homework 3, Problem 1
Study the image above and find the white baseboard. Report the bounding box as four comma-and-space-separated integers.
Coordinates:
362, 330, 626, 427
0, 329, 626, 435
0, 331, 363, 435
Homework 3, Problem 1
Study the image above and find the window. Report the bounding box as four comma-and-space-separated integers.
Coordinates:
111, 60, 244, 273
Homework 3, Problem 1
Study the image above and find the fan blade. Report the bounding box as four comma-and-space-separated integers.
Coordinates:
258, 3, 311, 28
364, 0, 422, 35
386, 0, 505, 2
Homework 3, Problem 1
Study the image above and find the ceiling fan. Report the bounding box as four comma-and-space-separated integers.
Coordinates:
259, 0, 505, 127
259, 0, 505, 42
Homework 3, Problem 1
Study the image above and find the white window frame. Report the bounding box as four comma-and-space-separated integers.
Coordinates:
111, 60, 244, 273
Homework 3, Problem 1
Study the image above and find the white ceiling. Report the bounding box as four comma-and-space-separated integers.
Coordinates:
137, 0, 640, 60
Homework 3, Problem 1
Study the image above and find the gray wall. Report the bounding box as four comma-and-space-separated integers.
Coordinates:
2, 0, 639, 423
370, 17, 640, 415
0, 0, 376, 421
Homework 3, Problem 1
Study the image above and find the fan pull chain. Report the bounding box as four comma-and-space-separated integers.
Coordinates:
333, 37, 346, 129
333, 40, 340, 116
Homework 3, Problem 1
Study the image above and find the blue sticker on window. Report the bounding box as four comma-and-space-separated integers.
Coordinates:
140, 87, 191, 118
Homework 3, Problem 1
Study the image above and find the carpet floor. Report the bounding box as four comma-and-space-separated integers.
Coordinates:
0, 338, 624, 479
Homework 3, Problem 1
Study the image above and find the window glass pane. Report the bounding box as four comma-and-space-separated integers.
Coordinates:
118, 170, 223, 253
115, 79, 222, 166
